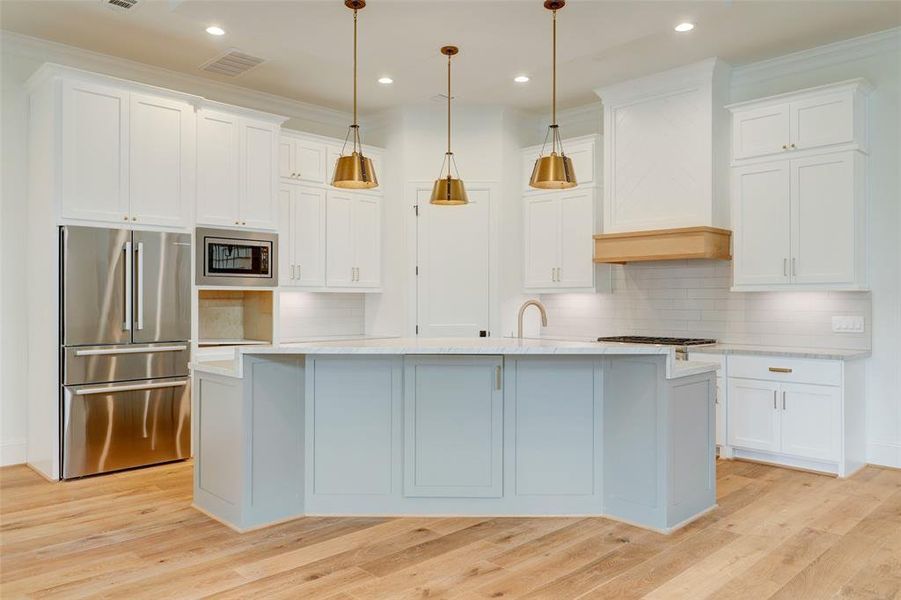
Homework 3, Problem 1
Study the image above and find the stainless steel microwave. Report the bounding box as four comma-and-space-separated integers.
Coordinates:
195, 228, 278, 287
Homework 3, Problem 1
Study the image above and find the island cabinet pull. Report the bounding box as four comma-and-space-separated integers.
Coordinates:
768, 367, 793, 373
773, 390, 777, 409
782, 391, 786, 410
495, 365, 502, 390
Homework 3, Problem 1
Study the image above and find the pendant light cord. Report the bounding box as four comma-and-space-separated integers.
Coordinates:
552, 7, 557, 153
447, 51, 452, 174
353, 7, 359, 153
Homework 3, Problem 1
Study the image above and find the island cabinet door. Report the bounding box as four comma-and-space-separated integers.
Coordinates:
403, 356, 503, 498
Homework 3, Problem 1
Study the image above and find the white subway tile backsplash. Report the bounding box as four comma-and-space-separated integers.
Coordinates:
279, 292, 365, 341
541, 261, 871, 351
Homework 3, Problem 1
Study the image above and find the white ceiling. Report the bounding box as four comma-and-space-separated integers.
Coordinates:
2, 0, 899, 115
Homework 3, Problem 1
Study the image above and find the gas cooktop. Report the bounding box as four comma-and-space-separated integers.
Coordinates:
596, 336, 717, 346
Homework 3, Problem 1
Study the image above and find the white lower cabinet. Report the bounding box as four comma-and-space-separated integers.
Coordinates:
722, 354, 862, 476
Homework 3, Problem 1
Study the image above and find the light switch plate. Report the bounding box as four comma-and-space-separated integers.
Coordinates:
832, 315, 865, 333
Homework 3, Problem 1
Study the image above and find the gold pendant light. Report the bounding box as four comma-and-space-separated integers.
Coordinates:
430, 46, 468, 205
332, 0, 378, 189
529, 0, 577, 190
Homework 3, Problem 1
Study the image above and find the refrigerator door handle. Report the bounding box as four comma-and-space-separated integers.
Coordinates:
136, 241, 144, 330
123, 241, 132, 331
75, 379, 189, 396
73, 344, 188, 357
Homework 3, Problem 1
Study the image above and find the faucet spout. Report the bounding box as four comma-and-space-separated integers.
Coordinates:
517, 299, 549, 338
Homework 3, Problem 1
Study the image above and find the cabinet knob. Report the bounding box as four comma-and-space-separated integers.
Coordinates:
123, 216, 129, 221
235, 221, 240, 225
131, 217, 137, 221
782, 144, 788, 150
790, 143, 796, 149
242, 221, 247, 226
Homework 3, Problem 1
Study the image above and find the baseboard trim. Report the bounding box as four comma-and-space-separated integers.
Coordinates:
0, 438, 27, 467
867, 442, 901, 469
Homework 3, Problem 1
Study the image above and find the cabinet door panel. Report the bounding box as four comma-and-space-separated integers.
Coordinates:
790, 153, 855, 285
524, 195, 559, 288
129, 94, 193, 227
293, 187, 327, 287
60, 80, 129, 223
325, 192, 355, 287
780, 383, 840, 461
196, 110, 240, 227
278, 187, 295, 286
311, 358, 397, 495
241, 121, 278, 230
733, 162, 791, 286
733, 104, 790, 160
716, 378, 725, 447
790, 94, 854, 151
278, 138, 295, 179
404, 357, 503, 497
727, 379, 780, 452
558, 190, 595, 288
353, 195, 381, 288
513, 358, 598, 496
296, 141, 326, 184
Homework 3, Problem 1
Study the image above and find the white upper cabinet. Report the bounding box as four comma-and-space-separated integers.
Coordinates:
240, 120, 279, 229
729, 79, 870, 162
196, 109, 240, 227
280, 133, 327, 184
732, 161, 791, 286
196, 105, 283, 230
279, 184, 326, 288
595, 59, 732, 233
128, 93, 195, 227
326, 191, 381, 290
60, 79, 130, 223
521, 135, 609, 293
730, 79, 870, 291
58, 78, 194, 227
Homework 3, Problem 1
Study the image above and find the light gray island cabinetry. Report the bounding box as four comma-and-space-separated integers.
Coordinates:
191, 338, 719, 533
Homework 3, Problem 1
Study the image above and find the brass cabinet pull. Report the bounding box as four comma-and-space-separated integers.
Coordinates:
768, 367, 793, 373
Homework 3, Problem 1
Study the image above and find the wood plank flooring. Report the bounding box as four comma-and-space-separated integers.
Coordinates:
1, 459, 900, 599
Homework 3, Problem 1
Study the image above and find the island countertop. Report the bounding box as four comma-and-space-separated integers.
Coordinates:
190, 337, 720, 380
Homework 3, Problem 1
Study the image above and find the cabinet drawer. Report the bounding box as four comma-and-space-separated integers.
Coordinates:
727, 354, 841, 386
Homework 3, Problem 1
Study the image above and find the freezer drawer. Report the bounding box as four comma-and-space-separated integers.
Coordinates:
63, 343, 190, 386
63, 377, 191, 478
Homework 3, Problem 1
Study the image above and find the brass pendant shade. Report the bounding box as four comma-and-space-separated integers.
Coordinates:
430, 46, 468, 205
332, 0, 378, 189
530, 0, 577, 190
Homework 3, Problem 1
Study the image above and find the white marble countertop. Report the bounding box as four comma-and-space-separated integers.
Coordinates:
190, 337, 722, 380
688, 343, 870, 360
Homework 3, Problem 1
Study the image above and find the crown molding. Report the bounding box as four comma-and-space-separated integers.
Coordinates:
732, 27, 901, 88
0, 30, 351, 130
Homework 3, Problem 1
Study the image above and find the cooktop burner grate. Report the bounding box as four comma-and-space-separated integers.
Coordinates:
597, 336, 717, 346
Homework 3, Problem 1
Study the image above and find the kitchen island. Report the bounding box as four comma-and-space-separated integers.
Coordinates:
191, 338, 719, 533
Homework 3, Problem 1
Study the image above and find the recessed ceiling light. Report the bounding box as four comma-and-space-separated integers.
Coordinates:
378, 76, 394, 84
206, 25, 225, 36
674, 22, 694, 33
514, 75, 530, 83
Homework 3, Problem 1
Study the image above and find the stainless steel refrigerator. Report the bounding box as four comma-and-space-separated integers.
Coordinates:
60, 226, 192, 479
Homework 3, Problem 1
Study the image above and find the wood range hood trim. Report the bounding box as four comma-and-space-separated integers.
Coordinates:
593, 226, 732, 264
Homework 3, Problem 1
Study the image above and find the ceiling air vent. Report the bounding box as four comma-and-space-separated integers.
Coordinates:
201, 49, 265, 77
102, 0, 139, 11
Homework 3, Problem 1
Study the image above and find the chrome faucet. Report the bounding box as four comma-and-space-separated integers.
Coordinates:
517, 299, 548, 338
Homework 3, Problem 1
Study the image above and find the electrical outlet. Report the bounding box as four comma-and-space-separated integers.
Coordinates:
832, 316, 865, 333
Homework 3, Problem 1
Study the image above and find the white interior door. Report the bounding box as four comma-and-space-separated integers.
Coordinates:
416, 187, 491, 337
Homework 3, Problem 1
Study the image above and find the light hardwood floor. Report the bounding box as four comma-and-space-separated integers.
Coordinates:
1, 459, 900, 599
